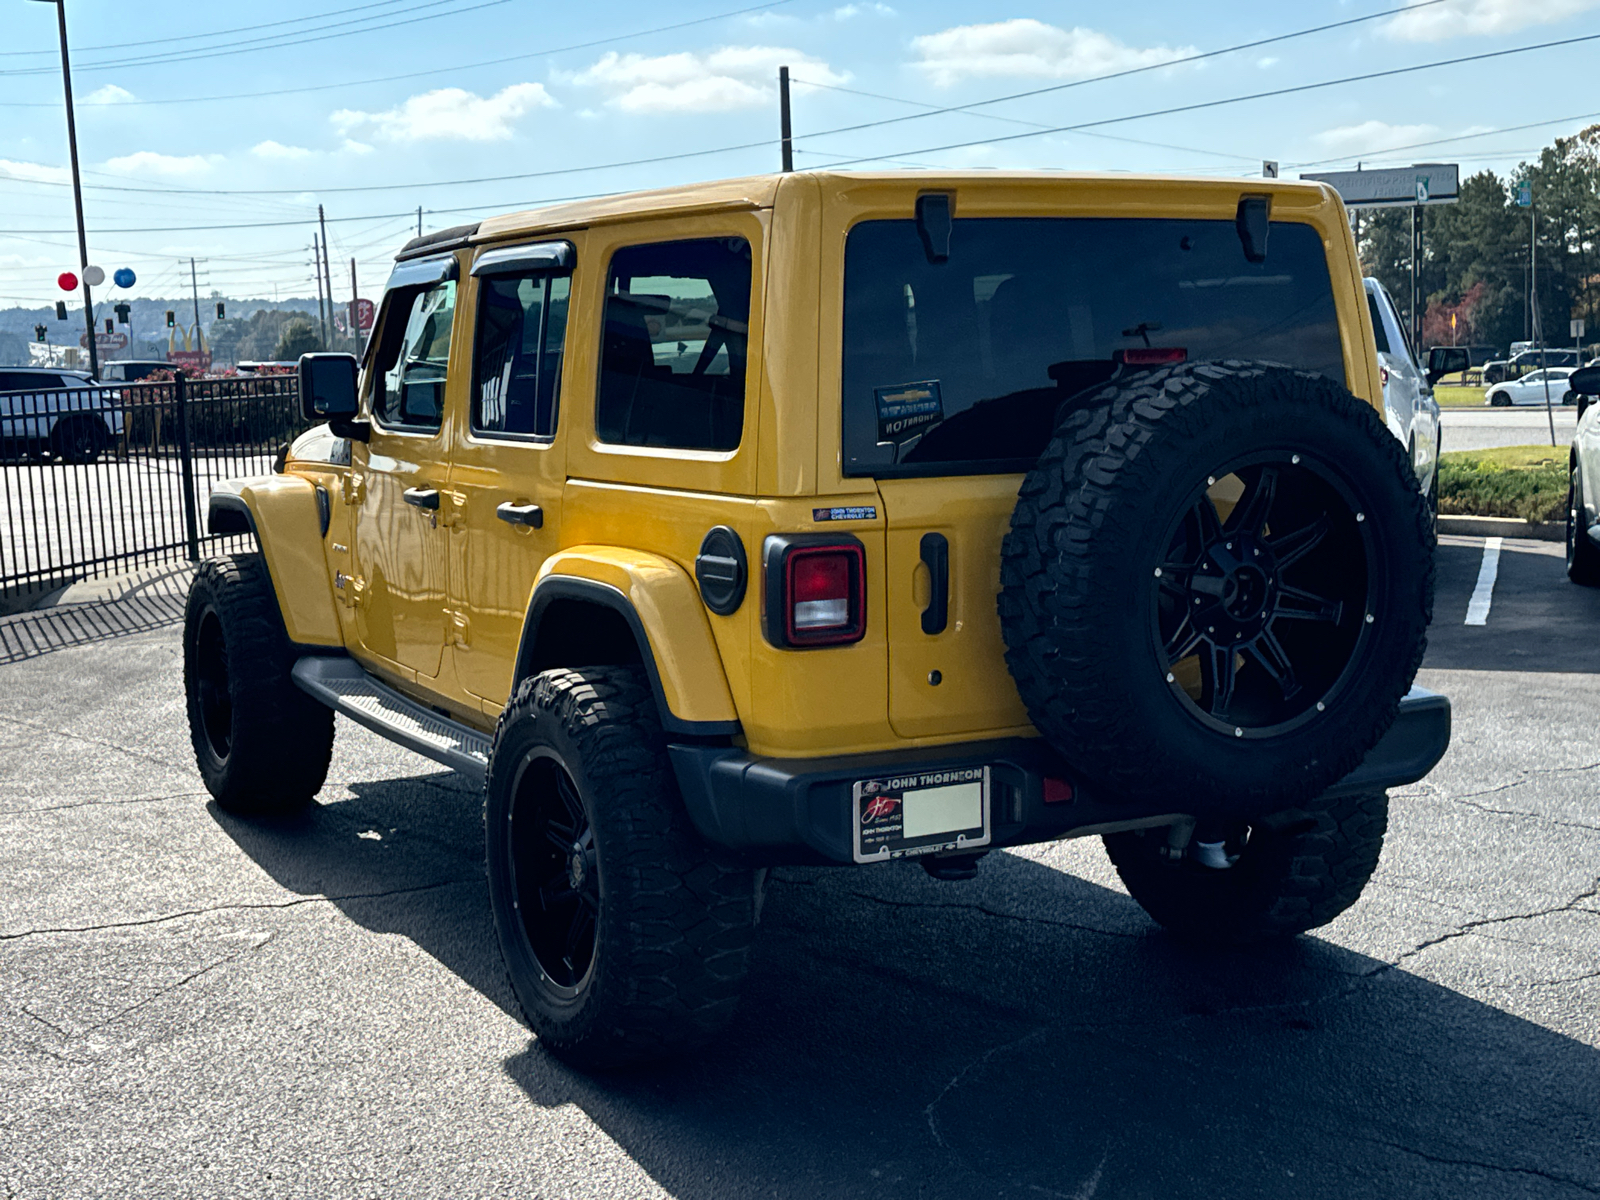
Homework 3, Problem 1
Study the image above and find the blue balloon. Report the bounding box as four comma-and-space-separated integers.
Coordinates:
113, 267, 136, 288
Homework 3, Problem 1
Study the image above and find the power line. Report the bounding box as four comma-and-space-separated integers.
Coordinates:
0, 0, 796, 104
816, 30, 1600, 168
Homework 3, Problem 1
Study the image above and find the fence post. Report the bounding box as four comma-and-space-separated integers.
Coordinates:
175, 372, 201, 563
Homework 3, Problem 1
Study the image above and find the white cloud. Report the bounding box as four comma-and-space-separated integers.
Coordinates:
102, 150, 221, 177
833, 3, 894, 18
1386, 0, 1600, 40
340, 138, 374, 155
1313, 120, 1440, 156
910, 19, 1197, 87
250, 140, 312, 160
83, 84, 136, 105
1257, 56, 1279, 69
332, 83, 554, 142
0, 158, 70, 184
570, 46, 847, 113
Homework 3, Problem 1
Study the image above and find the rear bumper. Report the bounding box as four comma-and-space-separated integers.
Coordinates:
668, 686, 1451, 866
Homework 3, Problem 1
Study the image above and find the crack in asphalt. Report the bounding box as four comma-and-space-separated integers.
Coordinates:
0, 880, 474, 943
1363, 1135, 1600, 1194
0, 791, 208, 818
80, 933, 278, 1035
1, 716, 188, 774
1367, 878, 1600, 978
1446, 793, 1600, 835
924, 1027, 1047, 1149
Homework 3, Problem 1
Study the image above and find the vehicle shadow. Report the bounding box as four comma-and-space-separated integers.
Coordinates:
1425, 537, 1600, 672
214, 774, 1600, 1200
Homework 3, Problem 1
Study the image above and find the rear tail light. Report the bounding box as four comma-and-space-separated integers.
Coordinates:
1379, 364, 1390, 388
1115, 347, 1187, 366
764, 535, 866, 648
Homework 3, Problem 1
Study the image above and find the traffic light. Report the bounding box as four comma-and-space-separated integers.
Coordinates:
34, 324, 47, 343
104, 318, 113, 334
166, 310, 175, 328
215, 302, 225, 319
113, 303, 130, 324
55, 301, 67, 321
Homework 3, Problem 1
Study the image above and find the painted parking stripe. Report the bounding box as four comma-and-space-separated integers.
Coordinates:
1464, 536, 1503, 626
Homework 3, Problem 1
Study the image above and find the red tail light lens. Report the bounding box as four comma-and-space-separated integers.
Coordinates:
764, 537, 867, 648
1115, 347, 1187, 366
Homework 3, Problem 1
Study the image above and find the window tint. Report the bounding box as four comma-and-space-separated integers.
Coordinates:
841, 217, 1343, 477
1366, 292, 1391, 355
473, 273, 569, 438
373, 280, 455, 430
595, 237, 750, 451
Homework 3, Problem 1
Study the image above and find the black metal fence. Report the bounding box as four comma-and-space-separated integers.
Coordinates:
0, 374, 308, 600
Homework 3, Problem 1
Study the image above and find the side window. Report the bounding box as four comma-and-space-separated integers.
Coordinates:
472, 273, 569, 438
595, 237, 751, 452
1366, 292, 1391, 355
373, 280, 456, 430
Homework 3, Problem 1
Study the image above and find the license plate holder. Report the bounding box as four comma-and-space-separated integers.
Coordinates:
852, 767, 991, 864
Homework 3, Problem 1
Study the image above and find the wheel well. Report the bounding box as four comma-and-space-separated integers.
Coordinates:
524, 598, 644, 676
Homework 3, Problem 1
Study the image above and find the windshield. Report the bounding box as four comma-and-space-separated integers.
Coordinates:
842, 217, 1343, 477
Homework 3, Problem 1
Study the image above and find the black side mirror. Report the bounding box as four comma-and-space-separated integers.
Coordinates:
1568, 365, 1600, 396
298, 352, 359, 419
1425, 346, 1470, 389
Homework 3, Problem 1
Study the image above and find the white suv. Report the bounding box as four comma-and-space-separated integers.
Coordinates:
0, 367, 123, 464
1365, 277, 1440, 515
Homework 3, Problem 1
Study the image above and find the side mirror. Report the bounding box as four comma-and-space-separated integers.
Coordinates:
1568, 365, 1600, 396
1425, 346, 1470, 389
299, 352, 360, 419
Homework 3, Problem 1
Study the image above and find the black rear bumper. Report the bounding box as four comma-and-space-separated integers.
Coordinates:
668, 687, 1450, 866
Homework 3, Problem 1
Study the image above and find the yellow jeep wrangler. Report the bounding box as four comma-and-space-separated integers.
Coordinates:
184, 171, 1447, 1068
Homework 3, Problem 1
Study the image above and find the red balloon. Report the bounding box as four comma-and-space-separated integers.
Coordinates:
58, 271, 78, 292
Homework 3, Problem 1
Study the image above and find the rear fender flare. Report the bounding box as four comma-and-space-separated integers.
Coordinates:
515, 549, 740, 737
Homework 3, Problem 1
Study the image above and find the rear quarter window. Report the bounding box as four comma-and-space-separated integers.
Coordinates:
841, 217, 1343, 477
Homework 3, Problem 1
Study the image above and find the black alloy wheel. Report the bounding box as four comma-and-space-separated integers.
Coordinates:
1155, 456, 1370, 737
505, 750, 599, 997
51, 415, 105, 464
193, 609, 234, 761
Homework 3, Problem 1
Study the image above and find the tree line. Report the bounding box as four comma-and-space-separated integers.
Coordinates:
1360, 125, 1600, 354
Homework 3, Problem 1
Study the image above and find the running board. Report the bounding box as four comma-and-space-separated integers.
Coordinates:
291, 656, 491, 783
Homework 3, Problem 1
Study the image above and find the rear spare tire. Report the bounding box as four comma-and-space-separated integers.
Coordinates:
999, 362, 1433, 809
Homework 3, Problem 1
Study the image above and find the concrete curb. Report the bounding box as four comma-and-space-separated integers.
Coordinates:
1438, 514, 1564, 543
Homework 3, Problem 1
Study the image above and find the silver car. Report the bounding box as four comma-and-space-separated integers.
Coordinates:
1365, 277, 1440, 513
0, 367, 124, 464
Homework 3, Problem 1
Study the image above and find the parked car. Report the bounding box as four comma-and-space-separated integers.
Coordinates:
0, 366, 123, 464
1484, 367, 1578, 406
98, 359, 171, 383
185, 172, 1449, 1070
1369, 278, 1440, 518
1564, 365, 1600, 583
1425, 343, 1496, 369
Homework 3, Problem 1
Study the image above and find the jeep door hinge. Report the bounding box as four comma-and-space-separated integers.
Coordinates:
440, 489, 468, 529
343, 474, 367, 506
334, 571, 366, 608
444, 606, 470, 647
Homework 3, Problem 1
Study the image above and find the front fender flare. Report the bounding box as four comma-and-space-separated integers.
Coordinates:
208, 476, 342, 648
517, 547, 740, 737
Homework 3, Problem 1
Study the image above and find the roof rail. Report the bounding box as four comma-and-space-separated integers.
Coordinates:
395, 222, 481, 262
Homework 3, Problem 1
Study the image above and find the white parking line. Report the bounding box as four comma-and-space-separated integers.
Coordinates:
1465, 536, 1503, 626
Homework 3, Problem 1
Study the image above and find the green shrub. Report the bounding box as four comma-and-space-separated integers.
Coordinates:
1436, 445, 1567, 523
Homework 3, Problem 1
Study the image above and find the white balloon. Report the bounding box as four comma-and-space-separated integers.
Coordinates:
82, 265, 105, 286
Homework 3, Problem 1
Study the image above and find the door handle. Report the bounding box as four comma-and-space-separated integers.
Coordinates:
403, 487, 440, 511
920, 532, 949, 635
496, 501, 544, 529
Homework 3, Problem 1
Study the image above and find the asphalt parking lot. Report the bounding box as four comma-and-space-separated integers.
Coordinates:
1441, 406, 1577, 452
2, 539, 1598, 1199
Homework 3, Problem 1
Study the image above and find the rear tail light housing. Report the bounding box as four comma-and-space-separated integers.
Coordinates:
1114, 347, 1187, 367
763, 534, 866, 648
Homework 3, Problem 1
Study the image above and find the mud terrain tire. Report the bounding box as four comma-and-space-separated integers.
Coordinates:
1000, 362, 1433, 809
485, 666, 758, 1070
1103, 790, 1389, 942
183, 554, 335, 815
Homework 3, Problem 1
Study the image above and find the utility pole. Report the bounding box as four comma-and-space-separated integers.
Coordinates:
778, 65, 793, 172
189, 258, 201, 334
313, 234, 328, 346
318, 204, 335, 346
37, 0, 98, 379
350, 257, 359, 352
1410, 206, 1422, 359
417, 206, 423, 238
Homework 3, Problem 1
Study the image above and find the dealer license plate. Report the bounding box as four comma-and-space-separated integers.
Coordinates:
852, 767, 991, 864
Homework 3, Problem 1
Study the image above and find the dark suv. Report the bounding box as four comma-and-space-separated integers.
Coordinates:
0, 366, 121, 464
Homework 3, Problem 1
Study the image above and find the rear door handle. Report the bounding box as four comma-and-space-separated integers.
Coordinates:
496, 501, 544, 529
403, 487, 440, 510
920, 532, 949, 635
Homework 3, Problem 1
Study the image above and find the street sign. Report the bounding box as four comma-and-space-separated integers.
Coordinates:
352, 297, 375, 331
1300, 163, 1460, 208
79, 331, 129, 352
1262, 160, 1279, 179
1573, 318, 1587, 340
1516, 179, 1532, 207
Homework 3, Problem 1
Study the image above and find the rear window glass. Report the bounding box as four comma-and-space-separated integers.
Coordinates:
842, 217, 1343, 477
1366, 293, 1392, 355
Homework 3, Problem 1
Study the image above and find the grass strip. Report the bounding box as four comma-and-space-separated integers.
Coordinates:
1436, 444, 1567, 523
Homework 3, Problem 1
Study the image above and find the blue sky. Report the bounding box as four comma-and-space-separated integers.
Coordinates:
1, 0, 1596, 306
